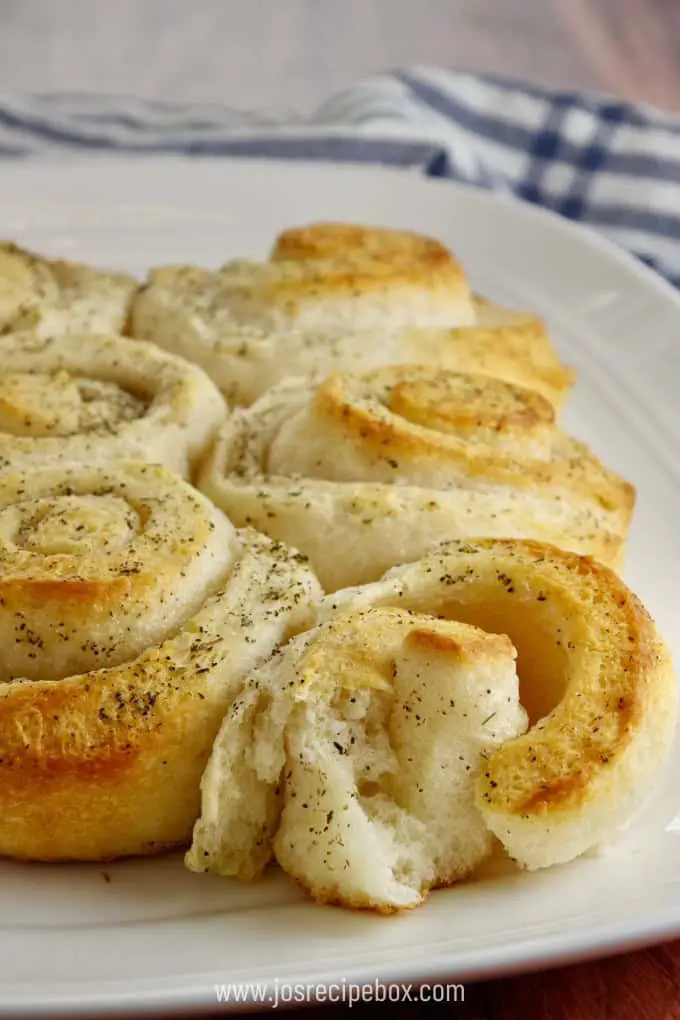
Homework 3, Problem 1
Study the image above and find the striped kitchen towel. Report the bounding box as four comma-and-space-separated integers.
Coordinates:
2, 67, 680, 285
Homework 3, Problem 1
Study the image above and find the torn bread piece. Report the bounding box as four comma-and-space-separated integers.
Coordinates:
188, 537, 677, 912
275, 610, 528, 911
187, 606, 527, 911
318, 539, 679, 872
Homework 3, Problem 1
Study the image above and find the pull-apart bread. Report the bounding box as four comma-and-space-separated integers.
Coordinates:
0, 242, 136, 336
188, 539, 677, 912
0, 462, 321, 861
130, 223, 573, 407
2, 223, 672, 923
198, 365, 634, 589
0, 331, 226, 478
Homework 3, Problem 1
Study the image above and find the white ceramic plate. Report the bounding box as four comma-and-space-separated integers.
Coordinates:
1, 158, 680, 1017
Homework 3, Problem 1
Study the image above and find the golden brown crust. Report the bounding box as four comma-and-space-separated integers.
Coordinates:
405, 622, 513, 661
272, 226, 573, 406
272, 222, 455, 267
319, 538, 677, 869
422, 311, 575, 408
0, 462, 321, 861
269, 225, 571, 395
476, 548, 661, 817
131, 224, 574, 408
0, 330, 226, 478
263, 223, 472, 327
312, 368, 634, 516
296, 606, 515, 697
0, 650, 220, 861
199, 365, 634, 589
387, 372, 553, 433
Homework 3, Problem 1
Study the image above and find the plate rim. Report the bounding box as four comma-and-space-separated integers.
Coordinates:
4, 906, 680, 1018
1, 155, 679, 1015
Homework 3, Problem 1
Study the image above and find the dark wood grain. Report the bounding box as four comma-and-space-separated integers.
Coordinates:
229, 941, 680, 1019
301, 993, 487, 1018
481, 941, 680, 1020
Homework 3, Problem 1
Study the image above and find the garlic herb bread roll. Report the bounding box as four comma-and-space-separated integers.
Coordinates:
322, 540, 678, 872
130, 222, 571, 407
0, 242, 137, 336
198, 366, 634, 590
188, 538, 676, 911
137, 221, 474, 338
187, 607, 527, 911
272, 223, 572, 406
270, 221, 463, 268
0, 331, 226, 478
0, 462, 321, 861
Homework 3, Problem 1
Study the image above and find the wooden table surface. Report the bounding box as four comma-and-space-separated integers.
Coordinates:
299, 939, 680, 1018
2, 3, 680, 1018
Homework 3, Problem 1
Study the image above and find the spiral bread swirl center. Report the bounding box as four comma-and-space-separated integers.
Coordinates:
0, 332, 227, 479
386, 374, 554, 455
0, 464, 233, 682
8, 495, 140, 556
0, 457, 323, 862
203, 362, 635, 590
267, 367, 565, 485
0, 371, 146, 438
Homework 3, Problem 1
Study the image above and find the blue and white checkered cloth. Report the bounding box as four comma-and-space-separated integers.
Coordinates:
3, 67, 680, 286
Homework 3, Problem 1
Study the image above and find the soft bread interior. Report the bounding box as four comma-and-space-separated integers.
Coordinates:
273, 610, 527, 910
328, 539, 678, 871
188, 605, 528, 910
189, 536, 675, 906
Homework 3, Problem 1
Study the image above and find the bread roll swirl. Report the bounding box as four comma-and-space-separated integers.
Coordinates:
130, 224, 571, 408
188, 606, 527, 910
271, 222, 572, 405
188, 538, 676, 909
198, 366, 634, 590
0, 462, 321, 861
178, 222, 475, 334
320, 540, 678, 871
0, 331, 226, 477
0, 242, 136, 336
